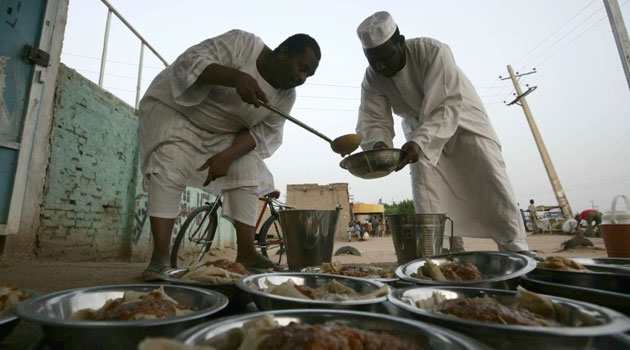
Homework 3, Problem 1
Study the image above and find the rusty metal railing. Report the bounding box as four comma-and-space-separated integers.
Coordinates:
98, 0, 168, 108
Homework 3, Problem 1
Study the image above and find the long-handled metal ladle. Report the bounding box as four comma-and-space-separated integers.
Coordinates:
260, 101, 361, 156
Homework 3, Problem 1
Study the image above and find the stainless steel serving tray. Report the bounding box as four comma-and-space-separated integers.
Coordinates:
395, 251, 536, 289
301, 265, 399, 283
521, 268, 630, 315
571, 257, 630, 272
176, 309, 491, 349
388, 286, 630, 350
14, 284, 228, 350
235, 272, 387, 312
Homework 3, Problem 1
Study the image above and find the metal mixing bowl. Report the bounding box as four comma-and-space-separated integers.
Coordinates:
175, 309, 491, 349
395, 251, 537, 289
388, 286, 630, 350
0, 288, 41, 341
14, 284, 228, 350
339, 149, 406, 179
235, 272, 387, 312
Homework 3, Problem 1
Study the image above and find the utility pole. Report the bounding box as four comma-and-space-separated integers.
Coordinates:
603, 0, 630, 92
503, 65, 573, 219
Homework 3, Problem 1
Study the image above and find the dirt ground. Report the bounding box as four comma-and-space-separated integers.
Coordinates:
0, 233, 607, 293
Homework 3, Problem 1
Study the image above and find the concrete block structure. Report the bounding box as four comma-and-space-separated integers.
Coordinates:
285, 183, 351, 241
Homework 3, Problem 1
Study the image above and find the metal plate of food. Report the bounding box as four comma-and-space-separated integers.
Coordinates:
536, 255, 630, 275
158, 261, 264, 306
395, 251, 536, 289
14, 284, 228, 350
168, 309, 491, 350
571, 257, 630, 272
388, 286, 630, 350
521, 268, 630, 315
235, 272, 388, 312
301, 262, 398, 283
0, 287, 41, 341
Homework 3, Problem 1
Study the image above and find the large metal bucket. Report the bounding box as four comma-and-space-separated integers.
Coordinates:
279, 209, 340, 270
387, 213, 453, 265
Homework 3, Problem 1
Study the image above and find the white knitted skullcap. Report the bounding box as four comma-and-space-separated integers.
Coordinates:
356, 11, 397, 49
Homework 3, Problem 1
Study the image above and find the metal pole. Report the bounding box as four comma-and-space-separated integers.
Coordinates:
135, 42, 145, 109
100, 0, 169, 67
603, 0, 630, 92
98, 9, 112, 87
506, 65, 573, 219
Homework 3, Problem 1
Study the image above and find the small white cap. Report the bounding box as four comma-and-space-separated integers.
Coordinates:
356, 11, 397, 49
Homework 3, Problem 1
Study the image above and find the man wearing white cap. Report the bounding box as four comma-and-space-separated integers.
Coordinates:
355, 11, 530, 253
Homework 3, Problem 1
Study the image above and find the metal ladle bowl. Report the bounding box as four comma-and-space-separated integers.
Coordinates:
340, 149, 407, 179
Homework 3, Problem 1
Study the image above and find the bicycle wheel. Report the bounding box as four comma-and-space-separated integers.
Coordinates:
257, 215, 285, 264
170, 205, 218, 268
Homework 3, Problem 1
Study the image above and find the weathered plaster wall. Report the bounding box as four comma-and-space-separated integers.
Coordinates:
35, 65, 138, 260
285, 183, 351, 241
23, 64, 236, 262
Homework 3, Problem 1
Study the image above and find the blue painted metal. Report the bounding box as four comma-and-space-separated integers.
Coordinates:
0, 0, 47, 223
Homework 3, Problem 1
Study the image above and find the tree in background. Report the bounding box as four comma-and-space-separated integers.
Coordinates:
384, 199, 415, 215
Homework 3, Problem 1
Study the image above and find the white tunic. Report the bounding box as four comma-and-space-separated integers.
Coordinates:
357, 37, 528, 251
139, 30, 295, 196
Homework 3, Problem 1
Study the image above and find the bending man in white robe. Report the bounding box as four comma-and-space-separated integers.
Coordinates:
355, 11, 529, 253
138, 30, 320, 279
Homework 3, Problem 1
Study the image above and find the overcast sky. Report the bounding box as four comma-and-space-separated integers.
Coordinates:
60, 0, 630, 214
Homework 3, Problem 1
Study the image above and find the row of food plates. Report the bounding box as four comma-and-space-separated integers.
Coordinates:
1, 252, 629, 349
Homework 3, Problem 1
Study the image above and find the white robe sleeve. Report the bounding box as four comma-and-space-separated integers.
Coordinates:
407, 42, 463, 165
356, 74, 396, 151
169, 30, 258, 106
249, 92, 295, 159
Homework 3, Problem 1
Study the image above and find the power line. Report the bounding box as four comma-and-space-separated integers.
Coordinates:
513, 0, 597, 68
298, 95, 359, 101
62, 52, 165, 69
304, 82, 360, 88
73, 67, 154, 82
293, 107, 357, 112
520, 3, 609, 70
536, 0, 630, 67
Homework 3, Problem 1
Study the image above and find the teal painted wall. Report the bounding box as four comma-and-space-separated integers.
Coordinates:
37, 64, 235, 261
38, 65, 139, 260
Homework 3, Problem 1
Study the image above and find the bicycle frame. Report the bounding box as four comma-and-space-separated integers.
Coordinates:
188, 196, 222, 245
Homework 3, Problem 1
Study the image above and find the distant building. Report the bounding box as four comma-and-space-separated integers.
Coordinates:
286, 183, 350, 241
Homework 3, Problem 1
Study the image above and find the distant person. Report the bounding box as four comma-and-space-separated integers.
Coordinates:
576, 209, 602, 237
518, 203, 528, 228
365, 220, 373, 235
354, 11, 529, 254
562, 217, 578, 234
355, 221, 364, 241
347, 222, 357, 242
528, 199, 540, 233
138, 29, 321, 280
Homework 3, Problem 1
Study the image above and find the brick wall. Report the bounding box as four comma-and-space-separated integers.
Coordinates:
37, 65, 139, 260
34, 65, 236, 262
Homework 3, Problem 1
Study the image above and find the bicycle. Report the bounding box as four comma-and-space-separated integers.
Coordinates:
170, 192, 293, 268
